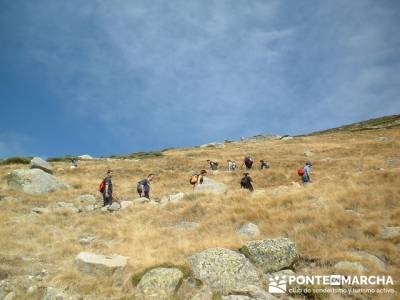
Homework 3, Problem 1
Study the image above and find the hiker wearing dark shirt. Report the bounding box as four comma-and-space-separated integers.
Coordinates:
137, 173, 155, 199
102, 170, 113, 206
240, 173, 254, 192
242, 156, 254, 170
260, 160, 270, 169
207, 160, 219, 170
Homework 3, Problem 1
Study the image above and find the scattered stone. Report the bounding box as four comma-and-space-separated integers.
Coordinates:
120, 201, 133, 210
75, 252, 128, 276
6, 169, 69, 194
240, 238, 297, 273
82, 204, 97, 212
351, 251, 386, 271
78, 154, 93, 160
134, 267, 184, 300
79, 194, 96, 203
376, 137, 388, 142
237, 223, 260, 238
381, 226, 400, 239
160, 192, 185, 205
107, 202, 121, 211
194, 177, 227, 194
175, 221, 199, 230
334, 261, 366, 273
31, 207, 50, 214
386, 158, 400, 167
188, 248, 261, 294
56, 202, 79, 213
304, 150, 313, 157
133, 197, 151, 204
200, 142, 225, 148
29, 157, 53, 174
79, 236, 96, 245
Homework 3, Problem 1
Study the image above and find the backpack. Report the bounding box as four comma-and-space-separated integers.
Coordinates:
297, 167, 305, 176
245, 157, 253, 168
189, 175, 198, 185
136, 181, 143, 193
99, 179, 106, 193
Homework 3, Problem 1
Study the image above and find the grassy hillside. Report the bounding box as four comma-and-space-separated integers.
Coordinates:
308, 114, 400, 135
0, 121, 399, 299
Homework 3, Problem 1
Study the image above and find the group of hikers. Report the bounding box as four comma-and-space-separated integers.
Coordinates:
99, 155, 313, 207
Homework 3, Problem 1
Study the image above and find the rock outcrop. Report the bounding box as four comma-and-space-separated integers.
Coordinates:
75, 252, 128, 276
237, 223, 260, 238
6, 169, 68, 194
188, 248, 261, 294
240, 238, 297, 273
29, 157, 53, 174
134, 267, 184, 300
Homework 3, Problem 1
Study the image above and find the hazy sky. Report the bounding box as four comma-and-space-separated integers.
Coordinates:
1, 0, 399, 158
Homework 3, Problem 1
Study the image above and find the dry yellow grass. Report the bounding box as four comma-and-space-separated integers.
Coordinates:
0, 128, 399, 299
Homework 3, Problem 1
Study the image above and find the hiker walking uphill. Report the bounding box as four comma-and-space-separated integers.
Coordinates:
240, 173, 254, 192
260, 160, 270, 169
298, 160, 312, 184
99, 170, 113, 206
227, 160, 236, 171
207, 160, 219, 170
189, 170, 207, 189
137, 174, 155, 199
242, 155, 254, 170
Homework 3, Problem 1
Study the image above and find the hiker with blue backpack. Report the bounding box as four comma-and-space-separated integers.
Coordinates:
298, 161, 312, 184
137, 174, 155, 199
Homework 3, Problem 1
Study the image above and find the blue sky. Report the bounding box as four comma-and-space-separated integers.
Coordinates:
1, 0, 399, 158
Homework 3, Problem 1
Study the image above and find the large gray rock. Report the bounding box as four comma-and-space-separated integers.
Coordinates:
240, 238, 297, 273
237, 223, 260, 238
75, 252, 128, 276
6, 169, 68, 194
194, 177, 227, 194
188, 248, 261, 294
30, 157, 53, 174
135, 267, 184, 300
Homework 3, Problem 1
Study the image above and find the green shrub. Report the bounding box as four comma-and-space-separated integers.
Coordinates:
0, 156, 33, 165
47, 156, 79, 162
106, 151, 163, 160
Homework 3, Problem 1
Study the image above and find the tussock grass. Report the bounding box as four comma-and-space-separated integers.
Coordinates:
0, 128, 399, 298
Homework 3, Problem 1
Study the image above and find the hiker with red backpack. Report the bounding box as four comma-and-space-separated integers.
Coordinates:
298, 160, 312, 184
99, 170, 113, 206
